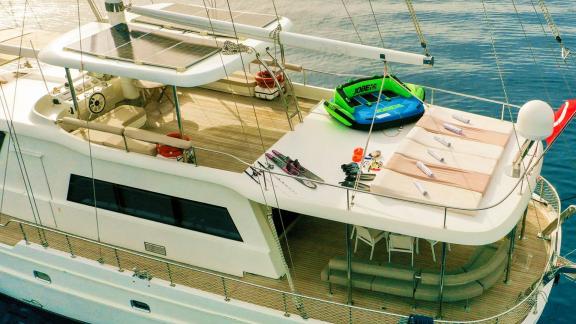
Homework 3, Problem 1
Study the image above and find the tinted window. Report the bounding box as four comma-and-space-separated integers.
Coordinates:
67, 174, 242, 241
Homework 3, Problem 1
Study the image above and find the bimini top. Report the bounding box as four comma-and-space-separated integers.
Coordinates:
38, 3, 289, 87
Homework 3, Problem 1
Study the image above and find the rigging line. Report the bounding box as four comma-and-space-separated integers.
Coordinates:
200, 0, 250, 146
266, 0, 298, 272
340, 0, 364, 45
7, 0, 45, 235
0, 84, 45, 243
0, 130, 11, 219
480, 1, 544, 237
351, 63, 389, 202
368, 0, 385, 48
75, 0, 102, 248
223, 0, 268, 156
404, 0, 430, 57
510, 0, 552, 104
529, 0, 573, 97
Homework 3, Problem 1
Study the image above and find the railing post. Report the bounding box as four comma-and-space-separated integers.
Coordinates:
221, 277, 230, 301
443, 207, 447, 229
114, 249, 123, 272
282, 293, 290, 317
166, 263, 175, 287
436, 242, 448, 319
19, 223, 29, 245
505, 226, 517, 284
519, 207, 528, 240
346, 189, 351, 211
65, 235, 75, 258
500, 104, 506, 120
345, 223, 353, 305
430, 88, 435, 105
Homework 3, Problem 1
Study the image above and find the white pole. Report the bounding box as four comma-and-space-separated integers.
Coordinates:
128, 6, 433, 66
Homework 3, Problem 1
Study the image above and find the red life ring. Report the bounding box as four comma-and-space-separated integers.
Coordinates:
157, 132, 190, 158
255, 70, 284, 88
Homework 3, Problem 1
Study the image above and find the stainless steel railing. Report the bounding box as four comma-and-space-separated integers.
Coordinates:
0, 176, 560, 323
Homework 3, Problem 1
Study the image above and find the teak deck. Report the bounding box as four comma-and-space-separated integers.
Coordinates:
0, 200, 552, 322
143, 87, 318, 173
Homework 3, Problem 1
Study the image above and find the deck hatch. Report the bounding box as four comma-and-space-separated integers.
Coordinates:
64, 23, 220, 71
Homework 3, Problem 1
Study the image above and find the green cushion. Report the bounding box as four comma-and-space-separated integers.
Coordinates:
415, 282, 483, 302
321, 268, 374, 290
328, 256, 415, 281
372, 277, 415, 298
477, 262, 506, 290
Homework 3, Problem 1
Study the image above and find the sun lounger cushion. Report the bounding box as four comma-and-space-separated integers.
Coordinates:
395, 139, 497, 175
385, 153, 491, 193
416, 114, 511, 147
93, 105, 147, 128
406, 127, 504, 161
370, 169, 483, 210
427, 105, 513, 134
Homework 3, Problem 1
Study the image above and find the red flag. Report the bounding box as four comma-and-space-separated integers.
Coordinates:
546, 99, 576, 145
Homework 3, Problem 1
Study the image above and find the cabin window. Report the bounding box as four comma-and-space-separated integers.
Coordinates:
67, 174, 243, 241
0, 132, 5, 152
33, 270, 51, 283
130, 300, 150, 313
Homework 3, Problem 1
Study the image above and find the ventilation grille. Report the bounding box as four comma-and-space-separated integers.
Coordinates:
144, 242, 166, 256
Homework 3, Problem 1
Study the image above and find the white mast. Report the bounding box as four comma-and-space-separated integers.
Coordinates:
127, 6, 434, 67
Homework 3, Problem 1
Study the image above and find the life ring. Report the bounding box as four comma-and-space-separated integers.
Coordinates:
255, 70, 284, 88
157, 132, 190, 158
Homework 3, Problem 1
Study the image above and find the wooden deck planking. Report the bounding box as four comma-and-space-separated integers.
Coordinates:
0, 201, 551, 323
143, 87, 318, 173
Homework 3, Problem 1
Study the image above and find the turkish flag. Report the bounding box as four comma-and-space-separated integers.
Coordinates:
546, 99, 576, 145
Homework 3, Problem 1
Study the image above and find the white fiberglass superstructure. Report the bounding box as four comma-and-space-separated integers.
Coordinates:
0, 1, 572, 323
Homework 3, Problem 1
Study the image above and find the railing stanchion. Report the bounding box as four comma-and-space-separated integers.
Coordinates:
431, 88, 435, 105
346, 189, 350, 211
345, 223, 353, 305
166, 263, 175, 287
505, 226, 517, 284
114, 249, 123, 272
282, 293, 290, 317
19, 223, 29, 245
436, 242, 448, 319
221, 277, 230, 301
65, 234, 75, 258
519, 207, 528, 240
443, 208, 447, 229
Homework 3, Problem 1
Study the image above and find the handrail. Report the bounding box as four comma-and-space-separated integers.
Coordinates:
0, 217, 408, 320
0, 178, 560, 323
297, 67, 521, 109
193, 143, 543, 213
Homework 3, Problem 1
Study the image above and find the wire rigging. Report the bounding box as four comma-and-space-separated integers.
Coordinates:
404, 0, 430, 57
340, 0, 364, 44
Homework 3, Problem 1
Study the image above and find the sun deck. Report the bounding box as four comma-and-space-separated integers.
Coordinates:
0, 197, 553, 322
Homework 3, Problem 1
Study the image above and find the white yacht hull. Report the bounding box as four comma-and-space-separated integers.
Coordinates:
0, 242, 310, 324
0, 233, 559, 323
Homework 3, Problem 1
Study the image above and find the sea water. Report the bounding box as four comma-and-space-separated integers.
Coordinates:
0, 0, 574, 322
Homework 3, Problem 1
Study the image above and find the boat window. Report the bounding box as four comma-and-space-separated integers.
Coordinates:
67, 174, 242, 241
179, 199, 242, 241
33, 270, 51, 283
0, 132, 5, 152
130, 300, 150, 313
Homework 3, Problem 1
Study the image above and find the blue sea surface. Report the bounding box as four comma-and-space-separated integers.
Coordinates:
0, 0, 574, 322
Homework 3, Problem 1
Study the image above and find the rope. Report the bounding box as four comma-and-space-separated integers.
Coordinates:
510, 0, 552, 104
368, 0, 385, 48
340, 0, 364, 44
201, 0, 253, 160
74, 0, 103, 262
529, 0, 574, 97
404, 0, 430, 57
351, 63, 389, 200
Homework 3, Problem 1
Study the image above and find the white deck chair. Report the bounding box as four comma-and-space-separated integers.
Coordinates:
353, 226, 388, 260
424, 240, 451, 263
388, 233, 416, 267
